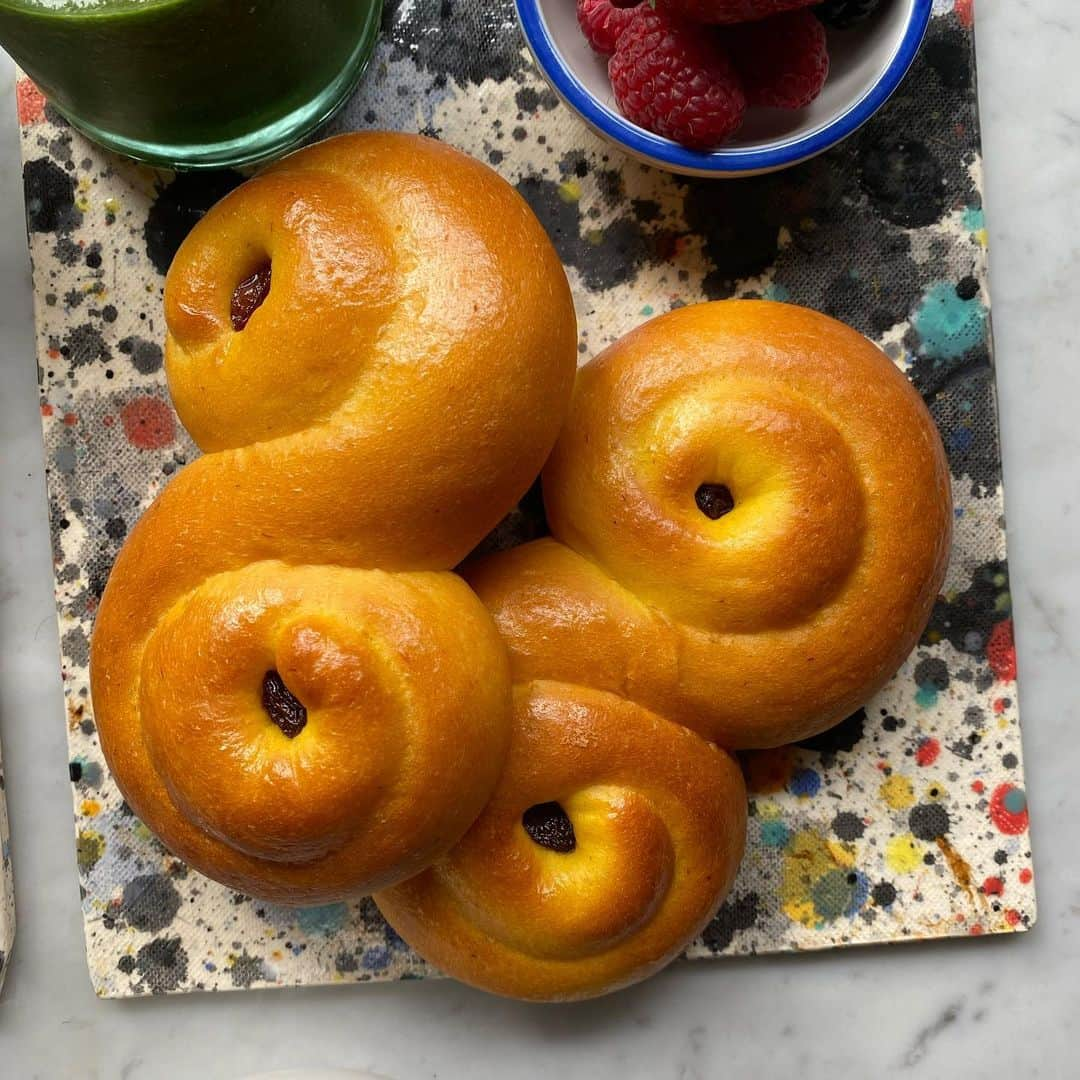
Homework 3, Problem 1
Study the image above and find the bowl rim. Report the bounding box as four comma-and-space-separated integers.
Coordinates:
514, 0, 933, 173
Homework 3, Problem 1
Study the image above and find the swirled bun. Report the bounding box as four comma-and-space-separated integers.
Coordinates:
475, 301, 953, 748
375, 681, 746, 1001
89, 133, 578, 903
377, 300, 949, 1000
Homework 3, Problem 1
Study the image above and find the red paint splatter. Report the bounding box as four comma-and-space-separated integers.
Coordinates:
120, 396, 175, 450
1005, 909, 1021, 926
956, 0, 974, 29
916, 737, 940, 767
16, 80, 47, 126
987, 619, 1017, 681
971, 780, 985, 794
992, 697, 1006, 715
969, 924, 984, 936
63, 412, 77, 427
40, 403, 53, 417
47, 348, 60, 360
990, 783, 1029, 835
981, 876, 1003, 896
103, 415, 115, 428
1019, 868, 1033, 885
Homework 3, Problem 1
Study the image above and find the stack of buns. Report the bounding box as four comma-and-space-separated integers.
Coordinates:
90, 133, 951, 1000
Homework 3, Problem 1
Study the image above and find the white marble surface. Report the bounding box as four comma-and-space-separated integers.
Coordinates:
0, 3, 1078, 1076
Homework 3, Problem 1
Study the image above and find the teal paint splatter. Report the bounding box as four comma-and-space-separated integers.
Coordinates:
915, 685, 938, 709
761, 820, 791, 847
962, 205, 985, 233
764, 282, 792, 303
295, 902, 348, 936
1003, 788, 1027, 815
913, 282, 987, 359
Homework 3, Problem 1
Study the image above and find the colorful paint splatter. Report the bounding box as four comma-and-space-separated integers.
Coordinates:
18, 0, 1034, 997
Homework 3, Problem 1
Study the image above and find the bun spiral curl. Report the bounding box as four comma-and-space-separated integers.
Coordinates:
376, 300, 949, 999
89, 134, 578, 903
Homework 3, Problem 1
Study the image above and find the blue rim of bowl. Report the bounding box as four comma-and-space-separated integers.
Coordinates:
514, 0, 933, 173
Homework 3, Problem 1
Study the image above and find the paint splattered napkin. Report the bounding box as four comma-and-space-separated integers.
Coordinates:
18, 0, 1034, 997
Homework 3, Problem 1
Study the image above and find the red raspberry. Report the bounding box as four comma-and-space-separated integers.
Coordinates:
724, 10, 829, 109
663, 0, 818, 25
609, 6, 746, 149
577, 0, 640, 56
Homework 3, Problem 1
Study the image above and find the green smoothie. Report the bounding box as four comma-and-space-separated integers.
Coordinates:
0, 0, 382, 168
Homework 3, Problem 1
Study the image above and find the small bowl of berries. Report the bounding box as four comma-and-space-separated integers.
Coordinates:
515, 0, 932, 176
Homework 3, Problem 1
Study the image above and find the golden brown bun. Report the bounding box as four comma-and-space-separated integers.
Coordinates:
375, 681, 747, 1002
383, 301, 948, 1000
89, 133, 578, 903
473, 301, 953, 748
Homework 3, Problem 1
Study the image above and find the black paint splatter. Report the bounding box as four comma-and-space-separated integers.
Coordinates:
516, 176, 652, 291
384, 0, 525, 86
922, 560, 1011, 657
134, 936, 188, 993
121, 874, 182, 933
144, 170, 245, 276
118, 336, 164, 375
796, 707, 866, 755
700, 892, 759, 953
23, 158, 82, 234
62, 323, 110, 368
909, 803, 950, 841
832, 812, 866, 841
914, 657, 950, 692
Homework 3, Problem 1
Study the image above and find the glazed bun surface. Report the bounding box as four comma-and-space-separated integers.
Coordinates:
376, 301, 949, 1000
89, 133, 578, 903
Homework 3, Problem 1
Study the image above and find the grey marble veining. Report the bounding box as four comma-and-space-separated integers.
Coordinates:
0, 1, 1078, 1076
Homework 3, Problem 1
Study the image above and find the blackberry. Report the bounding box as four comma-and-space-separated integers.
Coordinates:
814, 0, 883, 29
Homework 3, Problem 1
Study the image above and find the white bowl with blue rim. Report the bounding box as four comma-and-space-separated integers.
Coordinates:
514, 0, 933, 178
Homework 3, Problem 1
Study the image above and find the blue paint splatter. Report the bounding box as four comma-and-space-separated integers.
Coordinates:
789, 768, 821, 798
362, 945, 391, 971
912, 282, 987, 359
845, 870, 871, 918
764, 282, 792, 303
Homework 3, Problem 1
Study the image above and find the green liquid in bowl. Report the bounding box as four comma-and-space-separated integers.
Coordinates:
0, 0, 383, 168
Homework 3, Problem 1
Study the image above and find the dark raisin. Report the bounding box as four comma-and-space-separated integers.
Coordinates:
522, 802, 576, 853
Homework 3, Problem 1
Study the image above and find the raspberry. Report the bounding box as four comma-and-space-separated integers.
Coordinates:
577, 0, 640, 56
814, 0, 883, 30
609, 6, 746, 149
662, 0, 819, 26
724, 10, 829, 109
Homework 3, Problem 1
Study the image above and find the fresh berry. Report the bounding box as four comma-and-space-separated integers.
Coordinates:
577, 0, 641, 56
609, 6, 746, 148
662, 0, 819, 26
724, 10, 829, 109
814, 0, 883, 29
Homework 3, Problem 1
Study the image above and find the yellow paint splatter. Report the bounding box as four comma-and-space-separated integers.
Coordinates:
77, 829, 105, 871
885, 833, 923, 874
557, 179, 581, 203
80, 798, 101, 817
756, 800, 783, 821
780, 829, 859, 929
103, 196, 120, 215
880, 773, 915, 810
